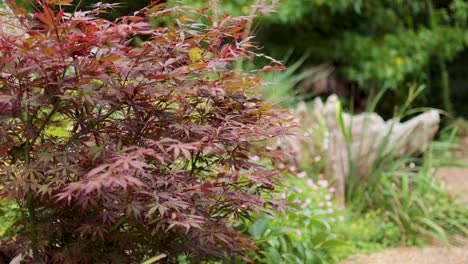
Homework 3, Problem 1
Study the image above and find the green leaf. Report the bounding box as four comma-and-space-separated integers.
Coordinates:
249, 217, 273, 240
415, 217, 449, 244
141, 254, 167, 264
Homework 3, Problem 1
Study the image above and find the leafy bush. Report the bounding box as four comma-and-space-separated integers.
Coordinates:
0, 0, 292, 262
0, 200, 20, 239
336, 208, 400, 252
368, 140, 468, 246
246, 167, 347, 264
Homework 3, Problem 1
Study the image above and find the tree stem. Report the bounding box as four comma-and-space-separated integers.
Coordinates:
26, 189, 39, 258
439, 57, 454, 115
24, 103, 39, 258
426, 0, 454, 115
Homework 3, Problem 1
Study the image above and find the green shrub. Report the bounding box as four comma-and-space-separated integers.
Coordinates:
246, 167, 347, 264
0, 200, 20, 238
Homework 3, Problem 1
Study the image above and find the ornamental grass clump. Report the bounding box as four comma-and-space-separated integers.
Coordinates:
0, 0, 292, 262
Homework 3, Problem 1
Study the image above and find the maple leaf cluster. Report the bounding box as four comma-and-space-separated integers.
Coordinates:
0, 0, 293, 262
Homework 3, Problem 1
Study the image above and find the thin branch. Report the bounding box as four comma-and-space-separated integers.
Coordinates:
30, 100, 61, 147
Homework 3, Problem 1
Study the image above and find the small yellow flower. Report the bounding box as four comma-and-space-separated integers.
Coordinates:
395, 57, 404, 66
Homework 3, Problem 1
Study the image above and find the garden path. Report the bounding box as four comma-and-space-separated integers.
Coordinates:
339, 138, 468, 264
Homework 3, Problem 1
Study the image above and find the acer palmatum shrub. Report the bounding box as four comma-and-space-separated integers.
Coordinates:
0, 0, 293, 262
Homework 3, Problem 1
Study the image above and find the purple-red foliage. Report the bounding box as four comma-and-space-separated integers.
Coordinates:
0, 0, 292, 262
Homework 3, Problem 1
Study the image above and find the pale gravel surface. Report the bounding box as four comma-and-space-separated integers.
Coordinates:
339, 142, 468, 264
339, 244, 468, 264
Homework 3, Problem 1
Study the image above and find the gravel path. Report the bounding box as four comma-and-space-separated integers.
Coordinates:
339, 146, 468, 264
339, 243, 468, 264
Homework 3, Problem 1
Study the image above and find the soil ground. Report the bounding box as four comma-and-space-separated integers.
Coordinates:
339, 138, 468, 264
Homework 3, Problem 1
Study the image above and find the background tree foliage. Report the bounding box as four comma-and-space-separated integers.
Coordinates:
175, 0, 468, 118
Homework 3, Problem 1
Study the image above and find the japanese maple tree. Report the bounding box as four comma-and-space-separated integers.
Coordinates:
0, 0, 292, 262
